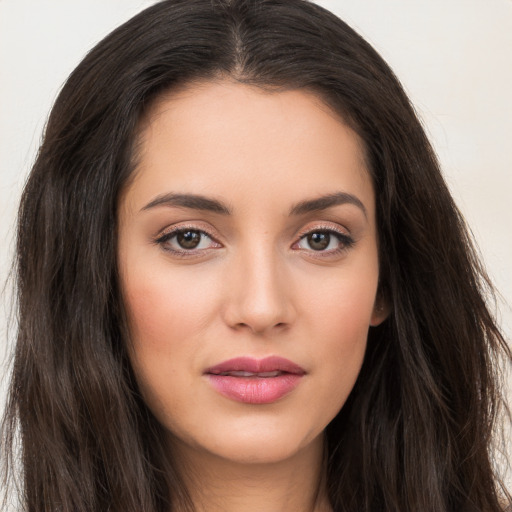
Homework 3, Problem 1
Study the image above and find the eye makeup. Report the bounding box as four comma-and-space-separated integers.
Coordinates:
292, 223, 355, 260
153, 223, 222, 258
152, 219, 356, 261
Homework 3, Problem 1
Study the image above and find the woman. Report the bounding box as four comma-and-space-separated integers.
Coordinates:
2, 0, 510, 510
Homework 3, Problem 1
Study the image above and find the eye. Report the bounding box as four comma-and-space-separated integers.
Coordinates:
155, 228, 221, 253
295, 229, 354, 254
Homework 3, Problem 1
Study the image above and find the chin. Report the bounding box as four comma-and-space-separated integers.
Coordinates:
170, 418, 325, 466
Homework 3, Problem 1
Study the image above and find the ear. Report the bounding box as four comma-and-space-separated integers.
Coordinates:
370, 294, 391, 327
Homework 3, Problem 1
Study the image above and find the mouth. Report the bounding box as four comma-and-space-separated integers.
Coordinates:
204, 356, 305, 404
210, 370, 286, 378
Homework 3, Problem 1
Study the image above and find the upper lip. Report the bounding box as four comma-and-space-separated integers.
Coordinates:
205, 356, 306, 376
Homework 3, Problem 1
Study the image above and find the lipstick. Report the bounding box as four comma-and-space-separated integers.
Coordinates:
205, 356, 305, 404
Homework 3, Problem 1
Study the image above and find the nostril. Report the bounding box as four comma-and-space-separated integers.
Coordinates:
234, 322, 256, 332
231, 321, 288, 333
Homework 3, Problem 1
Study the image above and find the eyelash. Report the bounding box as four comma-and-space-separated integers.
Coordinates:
153, 225, 221, 258
293, 225, 355, 257
153, 224, 355, 258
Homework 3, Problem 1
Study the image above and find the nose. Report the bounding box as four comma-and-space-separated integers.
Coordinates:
222, 245, 296, 335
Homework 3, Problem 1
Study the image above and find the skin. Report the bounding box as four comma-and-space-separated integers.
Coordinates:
118, 80, 387, 512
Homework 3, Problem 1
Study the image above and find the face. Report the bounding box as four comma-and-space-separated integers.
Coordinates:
118, 80, 386, 466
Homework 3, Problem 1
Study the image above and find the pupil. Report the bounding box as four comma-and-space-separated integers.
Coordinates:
177, 230, 201, 249
308, 232, 330, 250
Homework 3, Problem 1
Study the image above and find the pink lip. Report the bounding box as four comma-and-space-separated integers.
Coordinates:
205, 356, 306, 404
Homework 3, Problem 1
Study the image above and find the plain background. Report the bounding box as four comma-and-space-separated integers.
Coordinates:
1, 0, 511, 493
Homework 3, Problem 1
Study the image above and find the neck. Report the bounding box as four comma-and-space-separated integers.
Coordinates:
169, 434, 332, 512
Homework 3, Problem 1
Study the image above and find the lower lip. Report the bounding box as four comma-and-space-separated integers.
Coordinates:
206, 374, 303, 404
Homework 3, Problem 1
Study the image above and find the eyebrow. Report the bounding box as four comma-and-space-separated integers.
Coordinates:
141, 191, 367, 217
141, 193, 232, 214
289, 192, 367, 218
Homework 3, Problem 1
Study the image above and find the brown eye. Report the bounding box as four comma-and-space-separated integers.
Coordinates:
176, 230, 202, 249
295, 228, 355, 254
307, 232, 330, 251
155, 227, 221, 254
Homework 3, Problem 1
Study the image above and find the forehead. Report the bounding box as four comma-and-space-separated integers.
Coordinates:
125, 79, 373, 216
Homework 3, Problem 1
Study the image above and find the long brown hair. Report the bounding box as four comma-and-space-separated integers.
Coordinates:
2, 0, 511, 510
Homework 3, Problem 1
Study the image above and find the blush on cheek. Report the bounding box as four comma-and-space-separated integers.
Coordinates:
122, 272, 213, 353
311, 284, 375, 371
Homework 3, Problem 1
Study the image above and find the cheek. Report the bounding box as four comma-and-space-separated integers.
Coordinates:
316, 288, 371, 383
119, 262, 218, 411
121, 261, 217, 351
120, 266, 211, 424
297, 258, 379, 406
300, 254, 379, 344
